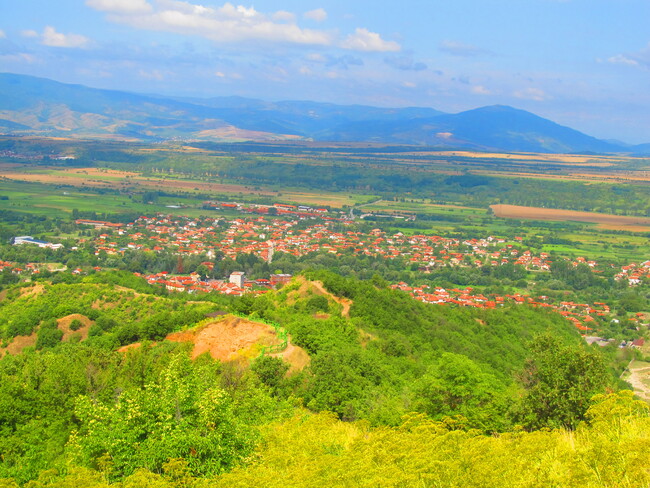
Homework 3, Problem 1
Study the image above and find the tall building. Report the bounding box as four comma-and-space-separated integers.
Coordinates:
229, 271, 246, 288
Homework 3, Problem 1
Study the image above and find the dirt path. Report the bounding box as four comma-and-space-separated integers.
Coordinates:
310, 280, 352, 317
271, 340, 310, 373
622, 360, 650, 402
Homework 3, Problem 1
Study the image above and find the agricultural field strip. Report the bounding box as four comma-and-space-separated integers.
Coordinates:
491, 204, 650, 231
474, 169, 650, 184
0, 168, 368, 208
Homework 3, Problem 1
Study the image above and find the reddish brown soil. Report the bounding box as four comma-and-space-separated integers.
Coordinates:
289, 278, 353, 318
117, 342, 146, 354
162, 315, 310, 372
19, 284, 45, 298
166, 316, 282, 361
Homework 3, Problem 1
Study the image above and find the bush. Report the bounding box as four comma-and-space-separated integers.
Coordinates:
69, 319, 83, 331
36, 328, 63, 349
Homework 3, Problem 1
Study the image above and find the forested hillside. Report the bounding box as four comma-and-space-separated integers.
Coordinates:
0, 270, 638, 486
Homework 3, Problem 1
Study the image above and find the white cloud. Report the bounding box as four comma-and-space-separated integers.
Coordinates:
0, 30, 5, 39
41, 26, 90, 48
304, 8, 327, 22
138, 69, 164, 80
604, 43, 650, 70
439, 40, 489, 57
21, 30, 39, 38
87, 1, 397, 52
513, 87, 550, 102
273, 10, 296, 23
89, 0, 333, 46
86, 0, 153, 14
402, 81, 416, 88
306, 53, 326, 62
214, 71, 242, 79
340, 28, 400, 52
607, 54, 639, 66
0, 52, 37, 63
471, 85, 491, 95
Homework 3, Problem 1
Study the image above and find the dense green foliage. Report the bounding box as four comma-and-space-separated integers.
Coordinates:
0, 276, 222, 347
1, 392, 647, 487
0, 342, 291, 483
0, 271, 624, 485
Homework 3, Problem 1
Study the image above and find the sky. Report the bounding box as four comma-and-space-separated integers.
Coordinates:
1, 0, 649, 144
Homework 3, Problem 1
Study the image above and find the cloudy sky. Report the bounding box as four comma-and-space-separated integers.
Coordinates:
1, 0, 649, 143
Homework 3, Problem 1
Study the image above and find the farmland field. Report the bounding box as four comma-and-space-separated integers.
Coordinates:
2, 137, 650, 264
491, 204, 650, 231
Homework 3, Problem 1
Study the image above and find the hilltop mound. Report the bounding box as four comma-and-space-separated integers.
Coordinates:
166, 315, 309, 371
58, 313, 93, 342
167, 315, 280, 361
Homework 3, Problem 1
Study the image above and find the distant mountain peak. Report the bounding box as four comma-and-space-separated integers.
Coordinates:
0, 72, 646, 153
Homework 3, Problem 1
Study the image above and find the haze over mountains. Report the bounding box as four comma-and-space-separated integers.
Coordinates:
0, 72, 646, 154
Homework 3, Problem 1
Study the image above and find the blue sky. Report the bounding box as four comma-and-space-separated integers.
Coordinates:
1, 0, 649, 143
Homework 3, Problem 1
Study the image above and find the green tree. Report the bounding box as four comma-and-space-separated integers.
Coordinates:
516, 333, 610, 430
414, 352, 511, 432
68, 355, 258, 479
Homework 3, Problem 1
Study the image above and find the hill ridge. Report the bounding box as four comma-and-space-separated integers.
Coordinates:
0, 72, 646, 153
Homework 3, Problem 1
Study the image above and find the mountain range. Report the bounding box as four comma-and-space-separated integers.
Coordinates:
0, 72, 647, 154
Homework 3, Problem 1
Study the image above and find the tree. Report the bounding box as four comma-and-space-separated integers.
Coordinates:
516, 333, 610, 430
68, 355, 258, 479
36, 328, 63, 350
251, 356, 289, 394
414, 353, 511, 432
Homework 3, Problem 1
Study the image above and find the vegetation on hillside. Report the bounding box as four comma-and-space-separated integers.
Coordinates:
0, 270, 631, 485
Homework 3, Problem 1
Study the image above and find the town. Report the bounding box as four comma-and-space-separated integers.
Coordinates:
5, 211, 649, 342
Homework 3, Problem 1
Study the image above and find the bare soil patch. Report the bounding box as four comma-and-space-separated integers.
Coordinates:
5, 333, 37, 356
436, 151, 604, 164
166, 315, 282, 361
57, 313, 93, 342
288, 278, 353, 318
131, 176, 278, 196
0, 171, 116, 187
281, 191, 356, 207
491, 204, 650, 231
310, 280, 352, 317
19, 284, 45, 298
0, 167, 278, 196
67, 167, 139, 178
117, 342, 146, 354
271, 342, 310, 374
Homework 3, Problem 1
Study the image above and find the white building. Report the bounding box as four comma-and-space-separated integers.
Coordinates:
229, 271, 246, 288
12, 236, 64, 250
